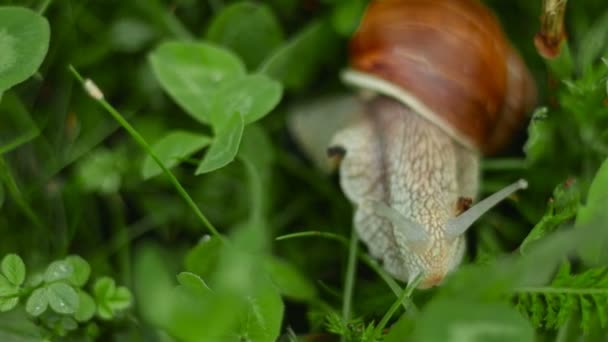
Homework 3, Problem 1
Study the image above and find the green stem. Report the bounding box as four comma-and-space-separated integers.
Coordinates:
276, 231, 417, 313
370, 273, 423, 341
68, 66, 221, 239
0, 156, 45, 230
341, 226, 359, 328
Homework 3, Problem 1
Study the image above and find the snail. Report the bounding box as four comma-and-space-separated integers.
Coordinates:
289, 0, 536, 289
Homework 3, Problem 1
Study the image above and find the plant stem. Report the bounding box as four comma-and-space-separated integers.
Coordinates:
370, 273, 423, 341
276, 231, 418, 313
37, 0, 52, 14
0, 156, 45, 230
68, 65, 221, 239
341, 225, 359, 329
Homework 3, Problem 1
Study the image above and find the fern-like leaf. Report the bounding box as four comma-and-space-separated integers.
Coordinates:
513, 261, 608, 331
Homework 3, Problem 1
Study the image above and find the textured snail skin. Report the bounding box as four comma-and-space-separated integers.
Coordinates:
349, 0, 536, 154
329, 0, 536, 288
330, 97, 476, 288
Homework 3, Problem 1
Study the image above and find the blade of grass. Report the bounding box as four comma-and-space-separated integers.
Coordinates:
68, 65, 221, 239
341, 225, 358, 338
276, 231, 418, 314
0, 156, 45, 230
370, 273, 422, 341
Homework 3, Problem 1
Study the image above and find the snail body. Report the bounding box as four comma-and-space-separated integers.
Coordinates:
328, 0, 536, 288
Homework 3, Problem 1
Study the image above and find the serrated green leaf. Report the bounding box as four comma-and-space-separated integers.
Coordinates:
142, 130, 212, 179
149, 41, 246, 124
523, 107, 554, 163
0, 274, 18, 297
206, 1, 284, 69
1, 254, 25, 286
47, 283, 79, 314
264, 257, 317, 302
0, 7, 50, 92
65, 255, 90, 287
0, 296, 18, 312
44, 261, 73, 283
74, 291, 96, 322
520, 180, 580, 254
195, 113, 245, 174
25, 288, 48, 316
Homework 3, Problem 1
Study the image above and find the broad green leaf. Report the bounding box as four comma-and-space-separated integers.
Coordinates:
195, 113, 245, 174
142, 130, 212, 179
260, 20, 339, 90
236, 283, 284, 342
185, 236, 223, 278
264, 258, 317, 302
384, 314, 415, 342
74, 291, 96, 322
523, 107, 554, 163
576, 158, 608, 264
0, 7, 50, 92
578, 10, 608, 73
76, 147, 127, 194
44, 261, 73, 283
46, 283, 79, 314
149, 41, 246, 123
413, 298, 535, 342
209, 75, 283, 127
177, 272, 212, 295
206, 1, 285, 69
0, 296, 18, 312
65, 255, 91, 287
331, 0, 366, 36
0, 274, 18, 297
25, 288, 48, 316
1, 254, 25, 286
520, 179, 580, 254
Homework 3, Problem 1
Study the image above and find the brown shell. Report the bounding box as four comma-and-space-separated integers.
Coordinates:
349, 0, 536, 154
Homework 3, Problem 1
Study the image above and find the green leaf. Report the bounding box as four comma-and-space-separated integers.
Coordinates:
414, 298, 535, 342
260, 20, 339, 90
74, 291, 96, 322
523, 107, 554, 163
384, 314, 415, 342
520, 179, 580, 254
0, 274, 18, 297
576, 157, 608, 264
331, 0, 366, 36
142, 130, 212, 179
44, 261, 73, 283
237, 283, 284, 342
578, 10, 608, 73
94, 277, 116, 301
206, 1, 285, 69
149, 41, 246, 124
209, 75, 283, 127
46, 283, 79, 315
185, 236, 223, 278
0, 6, 50, 92
76, 147, 127, 194
177, 272, 212, 295
195, 113, 245, 174
25, 288, 48, 316
1, 254, 25, 286
264, 257, 317, 302
0, 297, 18, 312
65, 255, 90, 287
108, 286, 132, 311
